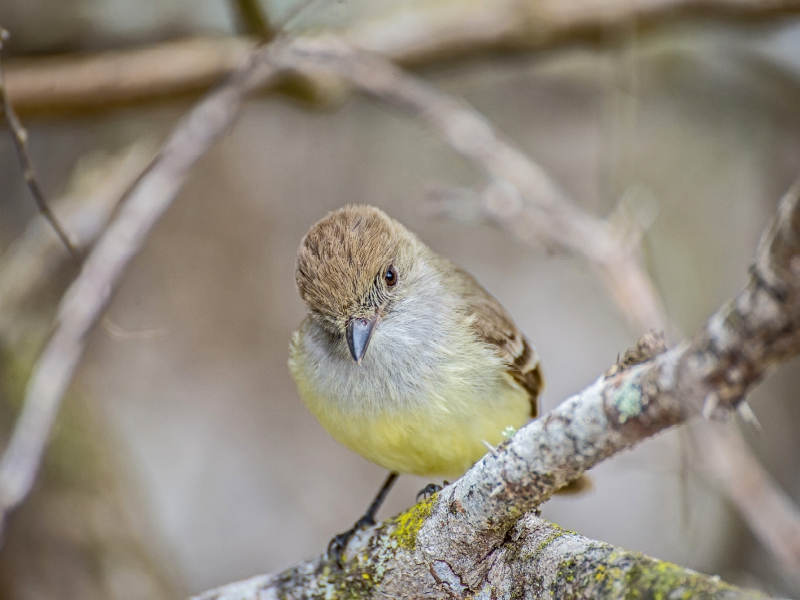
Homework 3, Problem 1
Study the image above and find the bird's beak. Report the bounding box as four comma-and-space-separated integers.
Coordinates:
346, 314, 378, 364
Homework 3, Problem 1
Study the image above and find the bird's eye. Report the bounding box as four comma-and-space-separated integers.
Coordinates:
384, 266, 397, 287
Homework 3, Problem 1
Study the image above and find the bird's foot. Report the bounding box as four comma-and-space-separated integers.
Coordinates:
327, 514, 375, 567
416, 482, 443, 501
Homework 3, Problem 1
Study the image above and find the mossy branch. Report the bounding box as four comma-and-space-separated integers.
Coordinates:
195, 512, 764, 599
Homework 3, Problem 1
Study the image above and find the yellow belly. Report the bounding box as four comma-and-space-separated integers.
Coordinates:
295, 375, 531, 479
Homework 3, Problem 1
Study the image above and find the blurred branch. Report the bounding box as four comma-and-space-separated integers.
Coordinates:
0, 141, 182, 598
230, 0, 274, 40
3, 36, 258, 117
0, 142, 155, 345
0, 47, 282, 531
4, 0, 800, 116
344, 0, 800, 65
0, 29, 82, 263
695, 421, 800, 586
195, 170, 800, 595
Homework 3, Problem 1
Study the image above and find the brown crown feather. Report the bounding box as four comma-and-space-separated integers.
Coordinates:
296, 205, 399, 325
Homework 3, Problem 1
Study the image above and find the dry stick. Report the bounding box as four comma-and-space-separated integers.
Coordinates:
268, 38, 800, 577
5, 0, 800, 116
0, 29, 82, 264
0, 45, 281, 529
696, 423, 800, 574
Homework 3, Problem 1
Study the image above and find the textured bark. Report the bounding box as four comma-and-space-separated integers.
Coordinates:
196, 514, 762, 599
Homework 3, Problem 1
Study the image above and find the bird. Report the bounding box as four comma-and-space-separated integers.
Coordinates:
289, 205, 547, 558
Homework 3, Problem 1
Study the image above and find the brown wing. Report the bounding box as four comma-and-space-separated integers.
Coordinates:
447, 263, 543, 418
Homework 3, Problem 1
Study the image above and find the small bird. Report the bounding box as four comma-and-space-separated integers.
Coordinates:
289, 205, 545, 555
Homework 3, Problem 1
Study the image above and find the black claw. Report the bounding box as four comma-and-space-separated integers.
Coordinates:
327, 515, 377, 567
327, 472, 399, 567
328, 527, 356, 566
416, 482, 443, 502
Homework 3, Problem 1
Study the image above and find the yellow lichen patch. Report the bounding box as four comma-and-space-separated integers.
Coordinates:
391, 496, 434, 550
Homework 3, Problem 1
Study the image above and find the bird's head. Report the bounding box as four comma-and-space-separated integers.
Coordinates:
295, 205, 420, 364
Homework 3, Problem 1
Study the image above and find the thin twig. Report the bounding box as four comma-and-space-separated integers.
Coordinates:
0, 29, 82, 264
695, 420, 800, 583
0, 141, 155, 344
0, 45, 281, 530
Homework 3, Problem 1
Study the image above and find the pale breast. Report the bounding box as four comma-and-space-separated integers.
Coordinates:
288, 291, 533, 477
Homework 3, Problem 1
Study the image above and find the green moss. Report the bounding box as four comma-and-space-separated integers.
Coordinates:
618, 559, 740, 600
534, 523, 569, 556
614, 379, 643, 423
389, 495, 435, 550
554, 549, 758, 599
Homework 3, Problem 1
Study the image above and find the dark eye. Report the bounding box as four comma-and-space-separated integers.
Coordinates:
384, 266, 397, 287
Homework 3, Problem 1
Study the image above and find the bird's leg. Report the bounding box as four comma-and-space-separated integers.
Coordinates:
328, 471, 398, 565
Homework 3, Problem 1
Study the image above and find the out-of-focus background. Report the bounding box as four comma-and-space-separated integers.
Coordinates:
1, 0, 799, 598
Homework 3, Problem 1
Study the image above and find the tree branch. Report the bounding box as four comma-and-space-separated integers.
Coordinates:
0, 141, 154, 344
196, 515, 762, 599
229, 0, 274, 41
5, 0, 800, 116
0, 29, 82, 262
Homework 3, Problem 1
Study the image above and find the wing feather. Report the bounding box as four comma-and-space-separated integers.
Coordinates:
446, 262, 543, 418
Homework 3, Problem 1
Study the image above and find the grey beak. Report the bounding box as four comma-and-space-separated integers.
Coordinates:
346, 315, 378, 364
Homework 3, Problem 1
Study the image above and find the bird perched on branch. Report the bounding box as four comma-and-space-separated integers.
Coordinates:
289, 205, 560, 558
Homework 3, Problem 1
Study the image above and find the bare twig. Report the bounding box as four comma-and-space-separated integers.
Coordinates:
0, 45, 282, 530
4, 36, 257, 116
0, 29, 82, 264
0, 142, 155, 344
5, 0, 800, 116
